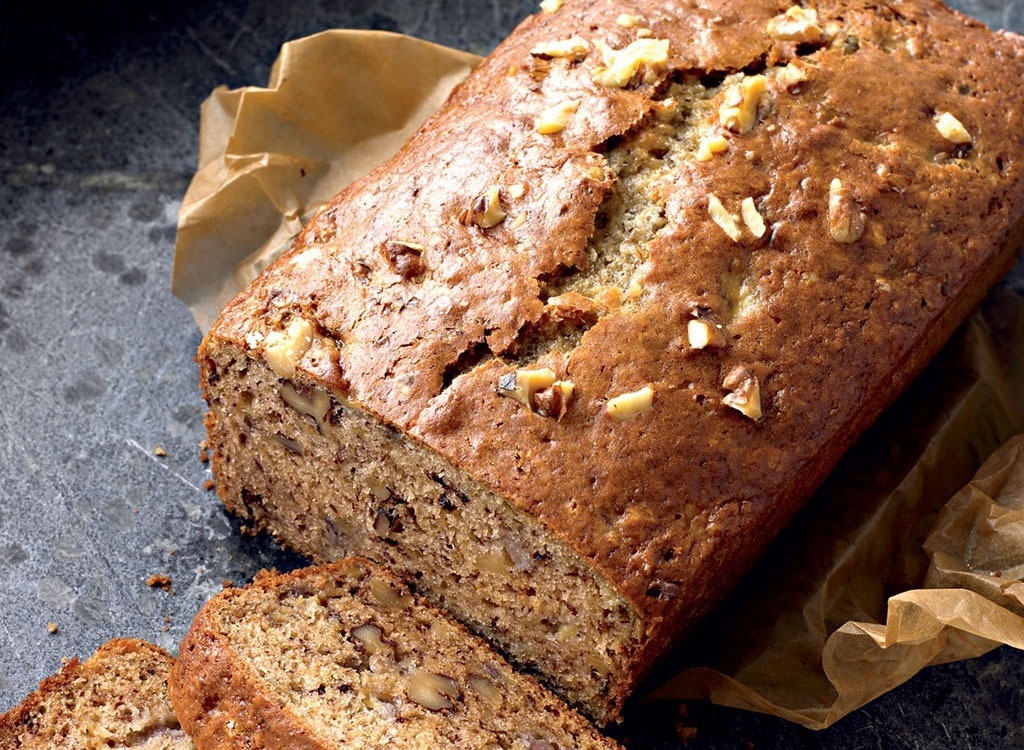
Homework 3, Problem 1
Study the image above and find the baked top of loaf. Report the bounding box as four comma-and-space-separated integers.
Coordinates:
205, 0, 1024, 652
168, 560, 619, 749
0, 638, 192, 750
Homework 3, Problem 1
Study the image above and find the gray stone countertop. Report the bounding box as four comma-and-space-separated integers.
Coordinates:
0, 1, 1022, 747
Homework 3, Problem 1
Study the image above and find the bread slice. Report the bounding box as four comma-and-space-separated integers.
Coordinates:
168, 560, 619, 750
0, 638, 192, 749
199, 0, 1024, 723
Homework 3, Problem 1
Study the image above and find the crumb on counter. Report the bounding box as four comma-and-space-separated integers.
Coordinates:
146, 574, 173, 591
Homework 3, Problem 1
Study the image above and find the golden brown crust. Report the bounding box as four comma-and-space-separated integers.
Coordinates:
201, 0, 1024, 720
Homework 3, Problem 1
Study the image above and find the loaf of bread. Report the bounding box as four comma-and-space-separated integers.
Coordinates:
198, 0, 1024, 723
0, 639, 192, 749
168, 560, 619, 749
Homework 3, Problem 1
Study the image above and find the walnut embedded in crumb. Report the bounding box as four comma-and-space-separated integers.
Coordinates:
605, 385, 654, 421
467, 674, 502, 704
719, 75, 768, 134
934, 111, 972, 144
592, 38, 670, 88
146, 574, 172, 591
707, 194, 744, 242
407, 670, 461, 711
460, 186, 507, 229
530, 37, 589, 60
507, 183, 526, 199
766, 6, 823, 42
828, 178, 866, 243
722, 365, 763, 420
535, 99, 581, 134
379, 240, 427, 278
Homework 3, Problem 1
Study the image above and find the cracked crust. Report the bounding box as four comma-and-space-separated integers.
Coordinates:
0, 639, 192, 750
201, 0, 1024, 723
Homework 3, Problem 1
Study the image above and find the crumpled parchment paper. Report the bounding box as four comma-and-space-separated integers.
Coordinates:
171, 29, 1024, 729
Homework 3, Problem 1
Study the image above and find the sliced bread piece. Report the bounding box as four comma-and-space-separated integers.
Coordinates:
169, 560, 619, 750
0, 638, 193, 749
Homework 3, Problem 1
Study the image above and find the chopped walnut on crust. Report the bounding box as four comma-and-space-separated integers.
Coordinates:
460, 187, 507, 229
828, 178, 866, 243
379, 240, 427, 278
722, 365, 762, 420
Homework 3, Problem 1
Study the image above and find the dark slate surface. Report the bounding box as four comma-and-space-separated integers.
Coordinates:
0, 0, 1022, 747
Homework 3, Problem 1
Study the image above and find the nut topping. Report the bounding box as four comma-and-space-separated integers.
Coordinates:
687, 315, 727, 349
535, 99, 580, 134
707, 194, 744, 243
616, 13, 642, 27
606, 385, 654, 421
828, 178, 866, 243
497, 367, 557, 410
533, 380, 575, 420
539, 0, 562, 12
530, 37, 589, 60
695, 134, 728, 162
407, 670, 460, 711
767, 6, 823, 42
507, 183, 526, 199
934, 111, 972, 144
722, 365, 762, 420
380, 240, 426, 278
719, 74, 768, 134
592, 38, 670, 88
264, 318, 314, 378
740, 197, 767, 238
461, 186, 507, 229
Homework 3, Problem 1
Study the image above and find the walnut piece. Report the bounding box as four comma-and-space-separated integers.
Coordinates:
530, 37, 589, 60
616, 13, 642, 27
592, 38, 670, 88
740, 197, 767, 238
279, 383, 331, 429
497, 367, 557, 410
264, 318, 314, 378
934, 111, 972, 144
695, 134, 728, 162
708, 194, 744, 243
719, 75, 768, 134
535, 99, 580, 134
774, 64, 808, 89
767, 6, 823, 42
722, 365, 762, 420
687, 316, 727, 349
539, 0, 562, 12
351, 623, 389, 654
828, 178, 866, 243
606, 385, 654, 421
533, 380, 575, 420
369, 578, 412, 611
476, 549, 513, 575
461, 186, 507, 229
507, 183, 526, 199
467, 674, 502, 705
407, 670, 460, 711
380, 240, 426, 278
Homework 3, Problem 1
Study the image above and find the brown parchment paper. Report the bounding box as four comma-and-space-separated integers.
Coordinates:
171, 30, 1024, 729
171, 30, 480, 333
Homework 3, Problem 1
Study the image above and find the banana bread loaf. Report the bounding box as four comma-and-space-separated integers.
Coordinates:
168, 560, 619, 749
198, 0, 1024, 723
0, 639, 192, 749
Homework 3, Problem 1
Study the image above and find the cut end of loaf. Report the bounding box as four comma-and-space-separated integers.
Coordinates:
170, 560, 620, 749
0, 639, 191, 750
200, 345, 643, 724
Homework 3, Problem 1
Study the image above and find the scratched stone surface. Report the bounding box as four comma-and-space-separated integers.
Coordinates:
0, 1, 1022, 747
